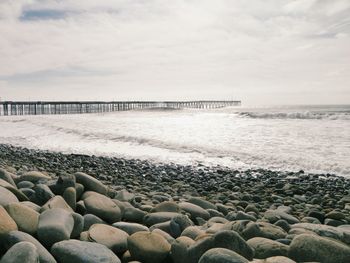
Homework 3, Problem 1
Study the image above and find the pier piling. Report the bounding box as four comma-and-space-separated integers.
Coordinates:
0, 100, 241, 116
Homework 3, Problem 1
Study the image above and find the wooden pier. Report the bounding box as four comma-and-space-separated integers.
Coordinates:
0, 100, 241, 116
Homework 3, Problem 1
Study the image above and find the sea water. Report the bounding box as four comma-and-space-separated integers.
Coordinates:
0, 105, 349, 176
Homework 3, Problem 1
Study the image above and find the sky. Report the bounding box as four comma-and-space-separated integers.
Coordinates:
0, 0, 349, 105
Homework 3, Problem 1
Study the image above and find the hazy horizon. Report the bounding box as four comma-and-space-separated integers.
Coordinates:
1, 0, 349, 105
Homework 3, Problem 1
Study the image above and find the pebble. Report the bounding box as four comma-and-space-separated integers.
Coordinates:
128, 232, 171, 263
51, 239, 121, 263
198, 247, 249, 263
0, 241, 39, 263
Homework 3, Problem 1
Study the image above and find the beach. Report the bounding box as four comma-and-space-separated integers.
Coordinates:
0, 143, 350, 262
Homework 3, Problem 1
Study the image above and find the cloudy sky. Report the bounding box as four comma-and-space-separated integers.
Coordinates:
0, 0, 349, 105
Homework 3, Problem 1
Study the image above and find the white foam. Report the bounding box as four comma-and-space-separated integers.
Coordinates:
0, 106, 349, 177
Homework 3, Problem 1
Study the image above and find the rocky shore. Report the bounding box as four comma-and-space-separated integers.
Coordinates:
0, 143, 350, 263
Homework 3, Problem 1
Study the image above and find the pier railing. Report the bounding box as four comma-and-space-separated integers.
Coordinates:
0, 100, 241, 116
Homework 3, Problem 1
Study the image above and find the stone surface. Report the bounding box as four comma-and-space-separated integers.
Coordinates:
128, 232, 171, 263
0, 205, 18, 238
41, 196, 73, 212
18, 171, 51, 183
0, 186, 19, 206
143, 212, 181, 226
51, 240, 121, 263
198, 248, 249, 263
3, 230, 57, 263
112, 222, 149, 235
0, 241, 39, 263
63, 187, 76, 211
247, 237, 289, 259
188, 197, 217, 210
74, 172, 107, 195
0, 168, 16, 187
179, 202, 210, 221
5, 202, 39, 235
84, 193, 121, 223
87, 223, 129, 254
289, 233, 350, 263
37, 208, 74, 247
83, 214, 106, 231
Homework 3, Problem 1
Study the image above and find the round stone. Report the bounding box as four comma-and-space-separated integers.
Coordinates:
1, 241, 39, 263
5, 202, 39, 235
37, 208, 74, 247
84, 193, 121, 223
88, 224, 129, 254
128, 232, 171, 263
0, 205, 18, 237
51, 240, 121, 263
199, 248, 249, 263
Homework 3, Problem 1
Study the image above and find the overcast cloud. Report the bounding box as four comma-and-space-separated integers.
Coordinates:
0, 0, 349, 105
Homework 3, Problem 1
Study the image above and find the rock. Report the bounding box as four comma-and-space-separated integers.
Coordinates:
0, 168, 16, 187
21, 201, 41, 212
84, 193, 121, 223
3, 230, 57, 263
264, 210, 299, 224
179, 202, 210, 221
0, 205, 17, 238
247, 237, 289, 259
198, 247, 249, 263
5, 202, 39, 235
236, 211, 256, 221
41, 196, 73, 212
170, 214, 193, 238
0, 186, 19, 206
83, 214, 106, 231
17, 171, 51, 183
63, 187, 76, 211
188, 197, 217, 210
114, 189, 135, 202
34, 184, 55, 205
17, 181, 34, 189
181, 226, 205, 240
55, 173, 76, 194
71, 212, 84, 238
326, 211, 346, 220
37, 208, 75, 247
152, 201, 181, 213
2, 184, 29, 202
187, 230, 254, 262
300, 216, 321, 224
250, 256, 296, 263
112, 222, 149, 235
152, 228, 175, 244
291, 222, 350, 245
0, 241, 39, 263
51, 240, 121, 263
128, 232, 171, 263
123, 207, 147, 223
87, 224, 129, 254
225, 221, 287, 240
307, 210, 325, 223
289, 233, 350, 263
143, 212, 181, 226
274, 220, 290, 232
74, 172, 107, 195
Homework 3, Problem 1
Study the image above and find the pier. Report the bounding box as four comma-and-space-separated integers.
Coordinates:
0, 100, 241, 116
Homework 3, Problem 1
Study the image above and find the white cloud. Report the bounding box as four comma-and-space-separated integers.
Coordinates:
0, 0, 349, 104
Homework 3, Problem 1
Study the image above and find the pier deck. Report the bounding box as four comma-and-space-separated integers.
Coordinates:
0, 100, 241, 116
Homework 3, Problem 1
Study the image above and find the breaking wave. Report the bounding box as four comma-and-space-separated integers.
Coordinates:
238, 111, 350, 120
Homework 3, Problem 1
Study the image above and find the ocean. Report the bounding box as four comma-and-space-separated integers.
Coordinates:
0, 104, 349, 177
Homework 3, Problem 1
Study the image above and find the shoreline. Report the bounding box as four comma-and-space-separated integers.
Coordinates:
1, 143, 350, 220
1, 143, 350, 262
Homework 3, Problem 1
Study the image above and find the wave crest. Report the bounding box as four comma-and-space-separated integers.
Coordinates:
238, 111, 350, 120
